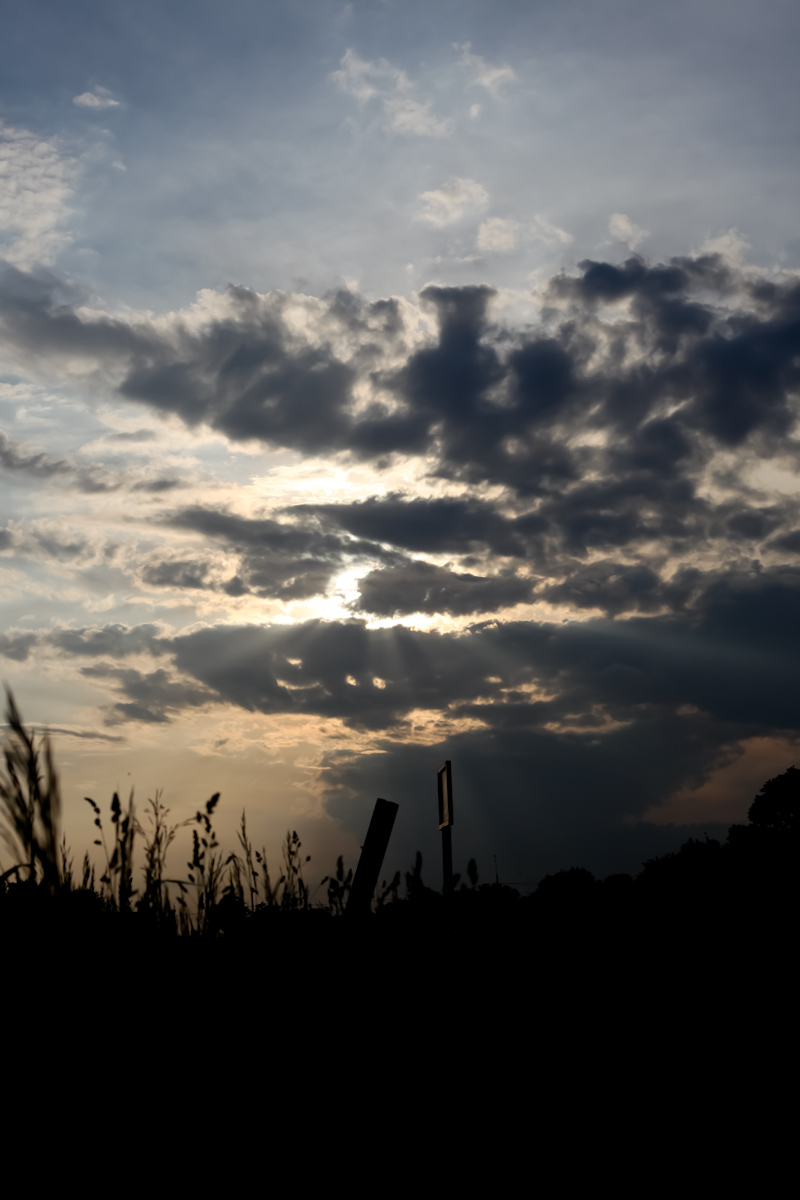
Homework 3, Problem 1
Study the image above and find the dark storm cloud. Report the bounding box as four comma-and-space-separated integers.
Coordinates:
0, 525, 102, 566
121, 285, 404, 456
1, 277, 396, 454
0, 632, 38, 661
351, 560, 534, 617
0, 428, 122, 493
292, 494, 530, 557
382, 263, 798, 493
5, 255, 798, 487
346, 285, 505, 462
0, 262, 148, 365
165, 620, 486, 731
48, 623, 166, 657
540, 559, 666, 616
30, 616, 509, 729
337, 567, 798, 873
296, 480, 799, 617
130, 477, 183, 493
29, 531, 90, 560
321, 563, 800, 877
54, 562, 800, 736
161, 504, 398, 600
43, 560, 800, 871
0, 426, 129, 495
79, 664, 216, 725
768, 530, 800, 555
0, 428, 70, 480
720, 505, 784, 542
550, 257, 800, 446
0, 426, 173, 495
140, 559, 210, 589
157, 563, 800, 734
4, 255, 800, 621
72, 470, 121, 494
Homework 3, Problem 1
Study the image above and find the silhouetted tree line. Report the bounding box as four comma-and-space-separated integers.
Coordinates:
1, 691, 796, 951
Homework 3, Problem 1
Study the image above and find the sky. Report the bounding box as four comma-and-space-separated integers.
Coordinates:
1, 0, 799, 886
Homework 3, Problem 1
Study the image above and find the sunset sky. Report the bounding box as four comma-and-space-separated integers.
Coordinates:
1, 0, 799, 884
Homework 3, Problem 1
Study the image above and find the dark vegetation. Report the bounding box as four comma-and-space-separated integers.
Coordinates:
2, 688, 795, 945
1, 686, 796, 1089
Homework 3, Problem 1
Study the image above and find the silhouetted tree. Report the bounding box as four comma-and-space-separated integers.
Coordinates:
727, 764, 798, 880
747, 766, 798, 833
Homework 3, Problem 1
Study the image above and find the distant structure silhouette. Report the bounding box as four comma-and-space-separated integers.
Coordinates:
437, 760, 454, 893
345, 798, 398, 916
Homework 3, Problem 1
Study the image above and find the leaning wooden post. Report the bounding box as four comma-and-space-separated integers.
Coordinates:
437, 760, 454, 894
345, 798, 399, 916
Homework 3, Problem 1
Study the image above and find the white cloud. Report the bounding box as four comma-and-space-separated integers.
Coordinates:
331, 48, 402, 101
469, 104, 481, 119
530, 214, 573, 247
384, 96, 452, 138
73, 87, 121, 110
0, 120, 77, 266
608, 212, 648, 250
332, 49, 452, 138
455, 43, 517, 97
477, 217, 520, 253
417, 178, 489, 227
477, 213, 572, 255
699, 228, 750, 265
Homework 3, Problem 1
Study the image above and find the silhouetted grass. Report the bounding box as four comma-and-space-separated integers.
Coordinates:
0, 687, 796, 978
0, 688, 61, 892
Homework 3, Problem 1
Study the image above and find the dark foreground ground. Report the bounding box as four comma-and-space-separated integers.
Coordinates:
4, 825, 793, 1030
2, 835, 792, 1176
1, 700, 793, 1178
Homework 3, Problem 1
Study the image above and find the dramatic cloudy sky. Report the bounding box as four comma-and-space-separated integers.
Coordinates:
1, 0, 799, 884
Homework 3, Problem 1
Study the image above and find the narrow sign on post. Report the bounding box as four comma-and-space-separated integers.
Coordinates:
345, 797, 399, 916
437, 760, 454, 894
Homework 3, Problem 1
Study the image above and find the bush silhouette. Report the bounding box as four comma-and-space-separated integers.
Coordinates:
535, 867, 595, 901
747, 766, 798, 833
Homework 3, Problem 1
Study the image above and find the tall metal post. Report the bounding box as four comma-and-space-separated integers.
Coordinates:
437, 760, 454, 894
441, 825, 453, 893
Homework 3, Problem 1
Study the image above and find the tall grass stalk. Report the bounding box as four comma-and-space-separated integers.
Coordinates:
0, 689, 62, 891
84, 790, 137, 911
0, 689, 406, 934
